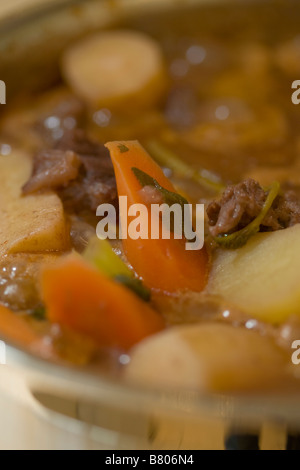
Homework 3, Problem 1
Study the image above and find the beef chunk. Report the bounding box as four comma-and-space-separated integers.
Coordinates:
269, 190, 300, 229
55, 128, 111, 163
22, 149, 80, 194
207, 178, 300, 237
207, 179, 265, 236
60, 157, 117, 213
56, 130, 117, 212
23, 129, 117, 213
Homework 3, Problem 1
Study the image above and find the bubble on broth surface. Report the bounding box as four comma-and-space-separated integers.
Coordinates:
186, 45, 206, 65
0, 144, 11, 156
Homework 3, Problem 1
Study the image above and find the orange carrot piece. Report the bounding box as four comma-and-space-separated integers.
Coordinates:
0, 304, 39, 347
105, 140, 208, 293
42, 254, 164, 350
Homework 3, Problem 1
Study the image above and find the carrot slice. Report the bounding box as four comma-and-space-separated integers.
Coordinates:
105, 140, 208, 293
0, 304, 39, 347
42, 254, 164, 350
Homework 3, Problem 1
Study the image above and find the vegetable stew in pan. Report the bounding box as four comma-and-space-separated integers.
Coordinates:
1, 1, 300, 395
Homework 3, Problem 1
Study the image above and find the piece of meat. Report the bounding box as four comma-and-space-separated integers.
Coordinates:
22, 149, 80, 194
207, 178, 300, 237
60, 170, 117, 212
56, 129, 117, 212
80, 157, 117, 210
207, 179, 265, 236
268, 190, 300, 230
23, 129, 117, 214
55, 128, 111, 165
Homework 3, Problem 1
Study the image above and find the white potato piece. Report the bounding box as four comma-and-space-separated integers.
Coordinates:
125, 323, 288, 393
1, 195, 68, 255
208, 225, 300, 324
0, 150, 32, 200
0, 151, 68, 255
62, 30, 168, 110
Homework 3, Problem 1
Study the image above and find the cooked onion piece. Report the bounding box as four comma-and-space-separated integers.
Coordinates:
208, 225, 300, 324
125, 323, 288, 392
62, 30, 168, 111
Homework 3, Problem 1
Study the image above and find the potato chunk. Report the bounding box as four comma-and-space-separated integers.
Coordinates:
208, 225, 300, 324
125, 323, 289, 392
0, 151, 68, 255
62, 30, 168, 110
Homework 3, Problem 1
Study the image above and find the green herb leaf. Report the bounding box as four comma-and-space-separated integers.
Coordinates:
32, 306, 46, 321
146, 140, 225, 193
132, 167, 189, 210
118, 144, 129, 153
214, 181, 281, 249
114, 275, 151, 302
132, 167, 157, 188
